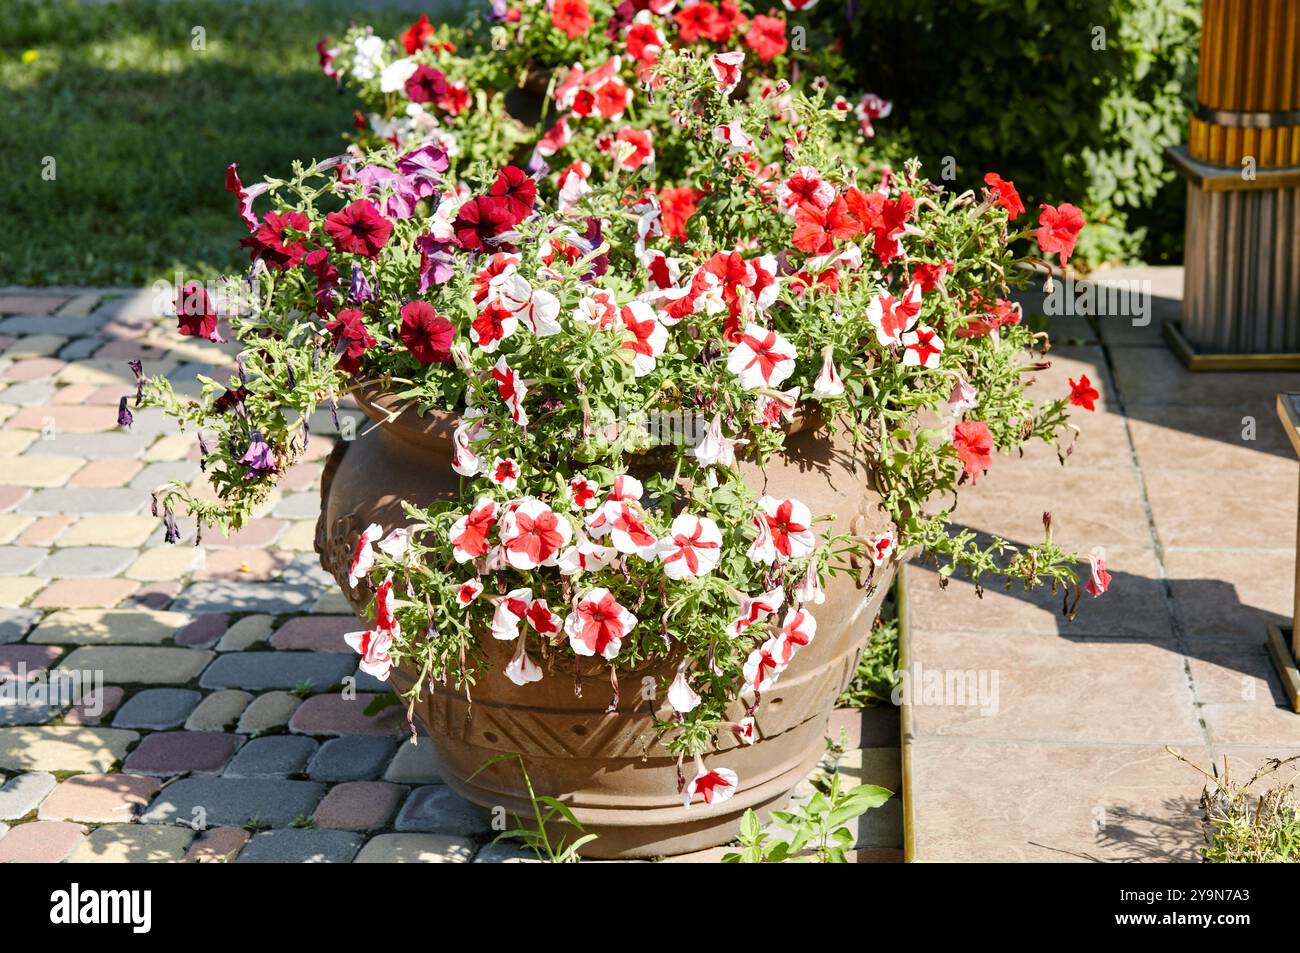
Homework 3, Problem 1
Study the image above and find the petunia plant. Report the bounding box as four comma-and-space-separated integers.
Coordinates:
138, 49, 1102, 804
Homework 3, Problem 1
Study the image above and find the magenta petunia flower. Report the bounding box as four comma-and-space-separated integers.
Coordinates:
175, 281, 224, 343
404, 64, 448, 104
324, 200, 393, 259
398, 300, 456, 364
325, 308, 376, 375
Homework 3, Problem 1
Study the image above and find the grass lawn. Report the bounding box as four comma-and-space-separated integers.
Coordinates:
0, 0, 437, 287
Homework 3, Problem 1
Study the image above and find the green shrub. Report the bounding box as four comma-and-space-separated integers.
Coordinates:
831, 0, 1200, 268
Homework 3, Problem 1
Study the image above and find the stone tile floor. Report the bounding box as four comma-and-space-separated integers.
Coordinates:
0, 287, 900, 863
905, 265, 1300, 861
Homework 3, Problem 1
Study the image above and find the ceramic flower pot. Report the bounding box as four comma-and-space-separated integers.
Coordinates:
315, 388, 896, 858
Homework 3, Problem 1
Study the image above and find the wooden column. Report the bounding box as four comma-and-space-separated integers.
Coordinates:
1165, 0, 1300, 369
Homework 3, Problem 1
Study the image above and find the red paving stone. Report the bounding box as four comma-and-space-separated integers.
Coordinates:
51, 384, 99, 406
0, 644, 62, 676
182, 826, 250, 863
271, 616, 356, 652
313, 781, 405, 831
0, 296, 67, 315
16, 515, 72, 546
205, 519, 287, 549
64, 685, 125, 725
38, 773, 160, 823
193, 549, 290, 580
70, 459, 145, 487
0, 487, 30, 512
128, 582, 180, 610
289, 694, 405, 737
0, 821, 83, 862
122, 731, 243, 776
9, 406, 117, 433
32, 578, 139, 609
174, 613, 229, 647
2, 357, 65, 382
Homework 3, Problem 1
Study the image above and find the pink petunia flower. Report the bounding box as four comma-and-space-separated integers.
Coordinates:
565, 587, 637, 660
657, 513, 723, 580
499, 498, 571, 570
727, 323, 797, 389
449, 498, 497, 563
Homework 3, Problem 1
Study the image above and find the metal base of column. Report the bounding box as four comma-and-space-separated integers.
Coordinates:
1163, 320, 1300, 372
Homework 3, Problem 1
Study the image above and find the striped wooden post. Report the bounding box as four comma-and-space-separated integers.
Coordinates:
1165, 0, 1300, 368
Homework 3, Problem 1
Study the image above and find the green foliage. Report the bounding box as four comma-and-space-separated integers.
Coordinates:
472, 753, 599, 862
838, 597, 900, 709
0, 0, 420, 286
723, 772, 891, 863
1171, 749, 1300, 863
833, 0, 1200, 268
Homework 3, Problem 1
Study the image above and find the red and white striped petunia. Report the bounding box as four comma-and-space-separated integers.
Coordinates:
773, 606, 817, 664
488, 456, 520, 491
492, 357, 529, 426
684, 761, 738, 808
504, 643, 544, 685
565, 587, 637, 660
449, 497, 498, 564
576, 288, 618, 328
568, 474, 600, 509
343, 627, 394, 681
867, 282, 922, 347
348, 522, 383, 588
731, 585, 785, 637
557, 536, 617, 576
867, 530, 896, 566
708, 50, 745, 97
491, 586, 533, 641
377, 526, 411, 560
901, 324, 945, 369
812, 345, 845, 398
618, 301, 668, 377
756, 495, 815, 563
657, 513, 723, 580
456, 577, 484, 606
603, 499, 659, 559
742, 635, 787, 693
499, 497, 571, 571
713, 120, 755, 154
727, 323, 797, 389
795, 560, 826, 605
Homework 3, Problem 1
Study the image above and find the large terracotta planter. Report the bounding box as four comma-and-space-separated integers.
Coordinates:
316, 389, 896, 858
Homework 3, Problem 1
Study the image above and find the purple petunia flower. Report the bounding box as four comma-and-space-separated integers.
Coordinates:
117, 396, 134, 429
348, 263, 373, 305
415, 233, 455, 293
238, 431, 277, 479
396, 146, 449, 200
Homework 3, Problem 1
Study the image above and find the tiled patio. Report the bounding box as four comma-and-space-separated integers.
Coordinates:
0, 287, 901, 863
903, 265, 1300, 861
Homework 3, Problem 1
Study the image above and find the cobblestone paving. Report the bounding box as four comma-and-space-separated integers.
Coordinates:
0, 288, 900, 863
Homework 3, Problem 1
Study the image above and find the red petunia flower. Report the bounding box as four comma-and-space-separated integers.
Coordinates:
325, 308, 376, 375
659, 186, 700, 241
489, 166, 537, 224
1068, 374, 1100, 411
399, 300, 456, 364
792, 197, 857, 255
401, 14, 436, 54
452, 195, 517, 251
176, 281, 224, 343
324, 200, 393, 259
952, 420, 993, 483
674, 2, 727, 43
983, 172, 1024, 219
552, 0, 594, 39
241, 210, 310, 271
404, 64, 448, 104
1036, 203, 1086, 265
745, 14, 787, 62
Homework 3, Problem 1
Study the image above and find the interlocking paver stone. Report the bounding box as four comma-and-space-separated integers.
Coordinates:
353, 832, 474, 863
199, 651, 355, 692
172, 581, 317, 614
223, 736, 318, 778
0, 546, 47, 575
0, 772, 56, 820
123, 731, 242, 776
384, 739, 444, 784
0, 644, 62, 675
182, 826, 249, 862
0, 819, 84, 862
141, 778, 326, 828
270, 616, 356, 652
31, 578, 139, 609
174, 613, 228, 647
216, 614, 273, 651
38, 773, 160, 823
236, 828, 364, 864
55, 515, 157, 548
18, 487, 143, 514
473, 841, 541, 863
68, 825, 194, 863
57, 646, 213, 684
36, 546, 137, 578
289, 693, 404, 737
307, 736, 396, 782
313, 781, 405, 831
0, 609, 40, 644
237, 691, 301, 734
185, 689, 251, 731
394, 785, 491, 837
112, 688, 202, 730
63, 686, 125, 726
28, 608, 187, 645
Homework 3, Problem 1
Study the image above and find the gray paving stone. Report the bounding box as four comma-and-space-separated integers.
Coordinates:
199, 651, 354, 692
236, 691, 300, 734
58, 336, 103, 361
473, 840, 542, 863
271, 493, 322, 519
0, 547, 47, 576
129, 461, 200, 492
352, 668, 390, 694
140, 778, 326, 828
353, 832, 474, 863
235, 828, 363, 864
185, 689, 251, 731
111, 688, 202, 730
0, 314, 107, 336
307, 736, 396, 782
57, 292, 104, 317
17, 488, 143, 515
67, 824, 193, 862
58, 646, 213, 685
394, 785, 491, 837
224, 736, 319, 779
172, 582, 319, 615
25, 432, 152, 460
0, 703, 62, 726
280, 556, 335, 590
35, 546, 137, 578
216, 615, 274, 651
0, 772, 56, 820
383, 739, 444, 784
0, 610, 41, 644
0, 382, 56, 405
